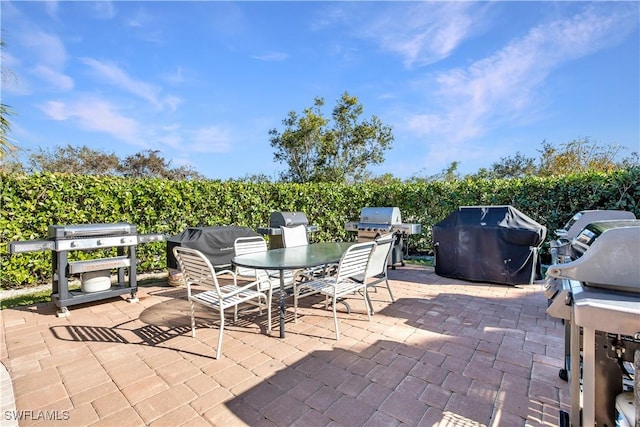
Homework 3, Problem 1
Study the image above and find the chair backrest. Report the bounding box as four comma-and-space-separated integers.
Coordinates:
280, 224, 309, 248
234, 236, 268, 277
173, 246, 221, 298
336, 241, 377, 282
366, 233, 395, 278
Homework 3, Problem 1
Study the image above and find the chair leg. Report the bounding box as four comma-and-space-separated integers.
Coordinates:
216, 308, 225, 360
190, 300, 196, 337
293, 284, 299, 323
385, 277, 395, 302
266, 294, 272, 333
332, 300, 340, 340
363, 287, 372, 322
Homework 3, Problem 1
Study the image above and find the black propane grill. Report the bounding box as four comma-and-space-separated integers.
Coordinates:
257, 211, 319, 249
9, 223, 164, 317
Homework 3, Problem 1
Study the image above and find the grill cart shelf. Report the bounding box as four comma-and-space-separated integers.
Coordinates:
9, 223, 164, 317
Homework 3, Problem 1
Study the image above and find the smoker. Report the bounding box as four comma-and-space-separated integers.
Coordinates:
9, 223, 164, 317
547, 221, 640, 426
257, 211, 319, 249
344, 207, 422, 268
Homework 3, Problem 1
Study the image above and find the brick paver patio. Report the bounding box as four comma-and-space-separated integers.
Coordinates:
0, 265, 569, 426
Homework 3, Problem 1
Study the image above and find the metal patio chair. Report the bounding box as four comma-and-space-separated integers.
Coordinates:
233, 236, 295, 302
351, 233, 396, 314
280, 224, 335, 279
293, 241, 376, 340
172, 246, 271, 359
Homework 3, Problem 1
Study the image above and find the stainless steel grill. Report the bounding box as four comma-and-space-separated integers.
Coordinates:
344, 207, 422, 268
549, 209, 636, 265
9, 223, 164, 317
257, 211, 319, 249
546, 220, 640, 426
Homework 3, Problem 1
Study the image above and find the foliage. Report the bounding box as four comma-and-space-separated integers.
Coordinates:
421, 138, 638, 182
1, 168, 638, 289
8, 145, 205, 180
537, 137, 636, 176
1, 39, 17, 159
269, 92, 394, 183
26, 144, 121, 175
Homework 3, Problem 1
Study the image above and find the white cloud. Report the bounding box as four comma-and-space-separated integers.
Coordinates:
407, 4, 638, 145
90, 1, 116, 20
355, 2, 480, 68
190, 126, 232, 153
80, 57, 179, 110
44, 0, 59, 19
39, 97, 146, 147
251, 51, 289, 62
21, 31, 67, 70
31, 65, 73, 91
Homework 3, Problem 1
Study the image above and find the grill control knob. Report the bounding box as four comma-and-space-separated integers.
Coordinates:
96, 240, 102, 246
70, 241, 77, 248
121, 238, 127, 244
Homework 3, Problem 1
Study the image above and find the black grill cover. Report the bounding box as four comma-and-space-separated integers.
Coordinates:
433, 206, 547, 285
166, 226, 259, 269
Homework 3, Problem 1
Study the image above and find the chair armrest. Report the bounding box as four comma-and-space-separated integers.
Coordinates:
215, 269, 238, 286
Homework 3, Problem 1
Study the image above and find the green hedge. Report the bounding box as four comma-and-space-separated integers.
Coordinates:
1, 168, 638, 289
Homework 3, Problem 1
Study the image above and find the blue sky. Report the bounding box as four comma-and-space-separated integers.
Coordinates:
2, 1, 639, 180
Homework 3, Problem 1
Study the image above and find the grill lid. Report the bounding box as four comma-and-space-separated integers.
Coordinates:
359, 207, 401, 225
48, 223, 136, 239
571, 219, 640, 257
269, 212, 309, 228
555, 210, 635, 239
547, 225, 640, 293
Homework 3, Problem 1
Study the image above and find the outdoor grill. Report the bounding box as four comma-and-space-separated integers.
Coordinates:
344, 207, 422, 268
257, 211, 319, 249
548, 209, 636, 266
546, 220, 640, 426
9, 223, 164, 317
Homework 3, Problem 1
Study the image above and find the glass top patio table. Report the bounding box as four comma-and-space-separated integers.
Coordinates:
232, 241, 354, 338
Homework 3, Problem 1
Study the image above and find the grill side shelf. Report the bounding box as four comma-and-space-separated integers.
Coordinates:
9, 240, 55, 253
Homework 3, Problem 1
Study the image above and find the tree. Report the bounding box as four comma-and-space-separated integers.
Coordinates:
27, 144, 120, 174
118, 149, 203, 179
269, 92, 394, 183
537, 137, 632, 176
1, 38, 17, 158
471, 152, 537, 179
20, 145, 204, 180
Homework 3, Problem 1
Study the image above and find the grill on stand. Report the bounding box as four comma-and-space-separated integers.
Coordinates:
345, 207, 421, 268
546, 218, 640, 427
9, 223, 164, 317
257, 211, 319, 249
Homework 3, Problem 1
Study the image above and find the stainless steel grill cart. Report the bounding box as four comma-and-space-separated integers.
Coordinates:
257, 211, 319, 249
344, 207, 422, 268
547, 221, 640, 426
9, 223, 164, 317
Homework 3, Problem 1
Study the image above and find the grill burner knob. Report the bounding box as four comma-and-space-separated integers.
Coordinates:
96, 240, 102, 246
70, 241, 77, 248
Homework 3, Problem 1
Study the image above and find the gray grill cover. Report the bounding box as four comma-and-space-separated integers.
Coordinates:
433, 206, 546, 285
166, 226, 258, 269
